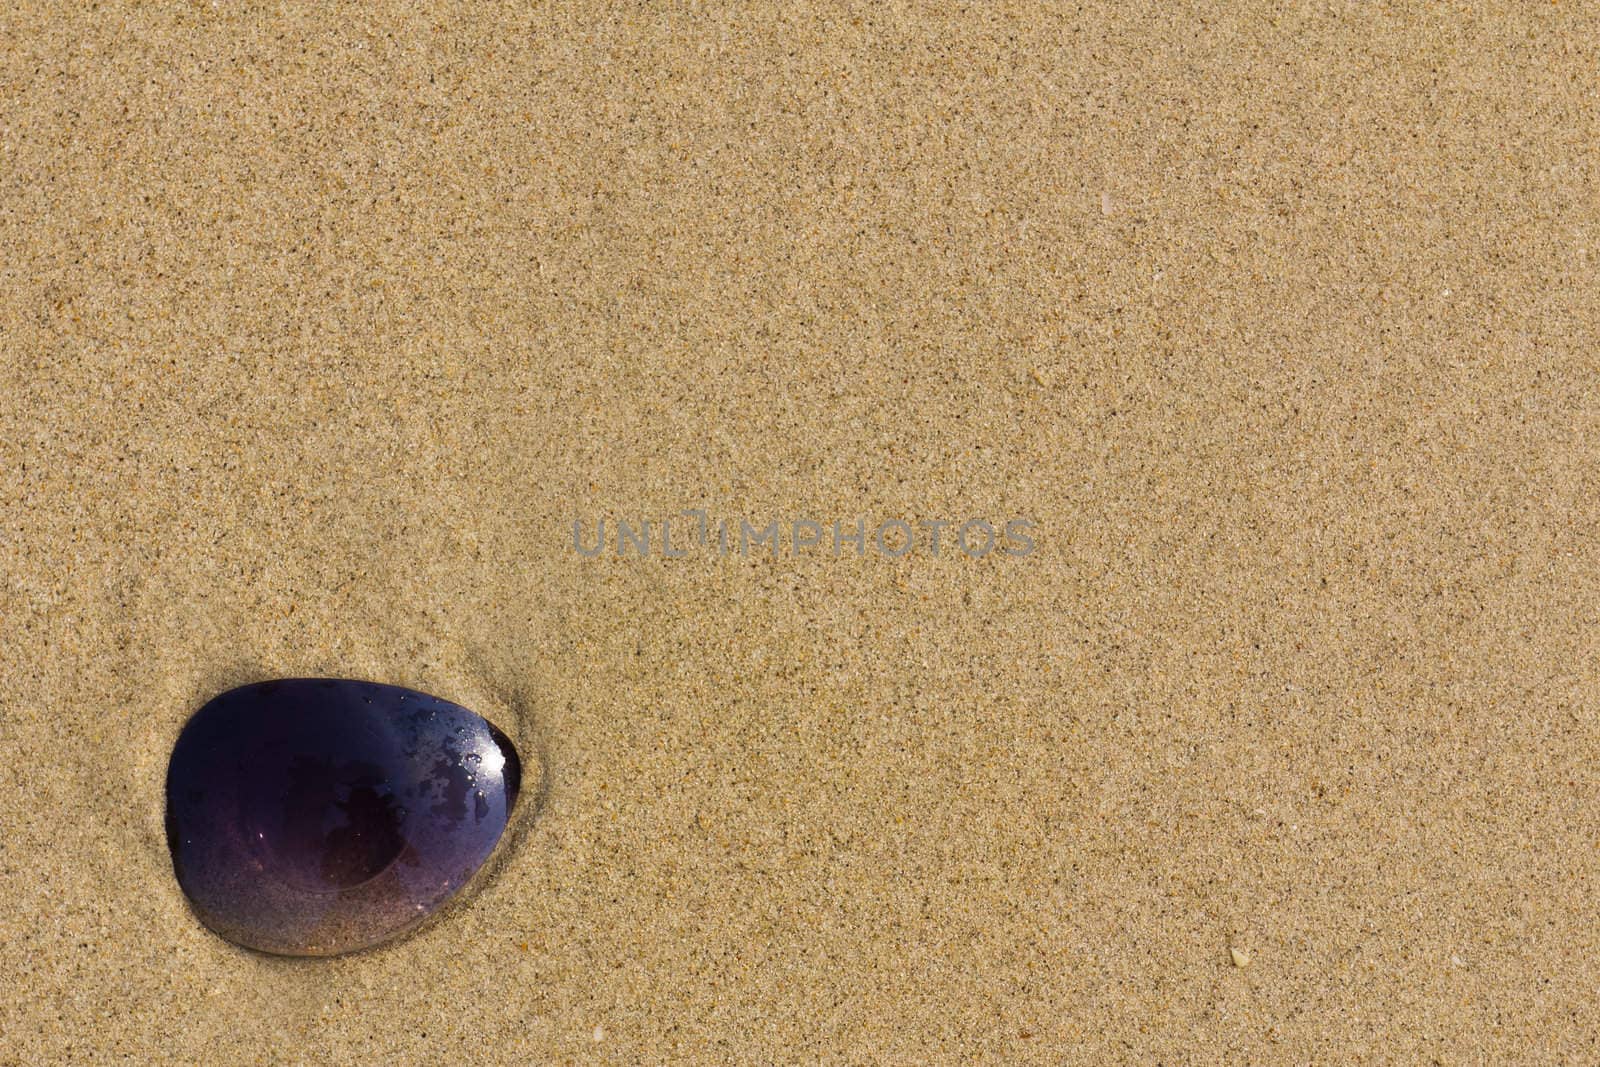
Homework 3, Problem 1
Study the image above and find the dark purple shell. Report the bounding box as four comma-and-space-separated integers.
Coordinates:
165, 679, 520, 956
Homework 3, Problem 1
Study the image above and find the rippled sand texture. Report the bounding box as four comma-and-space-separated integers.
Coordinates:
4, 3, 1599, 1063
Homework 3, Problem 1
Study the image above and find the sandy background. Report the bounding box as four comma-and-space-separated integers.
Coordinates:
3, 2, 1599, 1063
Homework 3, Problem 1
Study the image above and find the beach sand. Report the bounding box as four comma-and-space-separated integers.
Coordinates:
3, 2, 1599, 1062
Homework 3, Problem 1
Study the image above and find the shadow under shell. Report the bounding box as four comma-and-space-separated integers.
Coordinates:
165, 679, 521, 956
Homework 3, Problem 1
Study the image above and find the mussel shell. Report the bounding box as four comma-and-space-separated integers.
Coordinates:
165, 679, 520, 956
